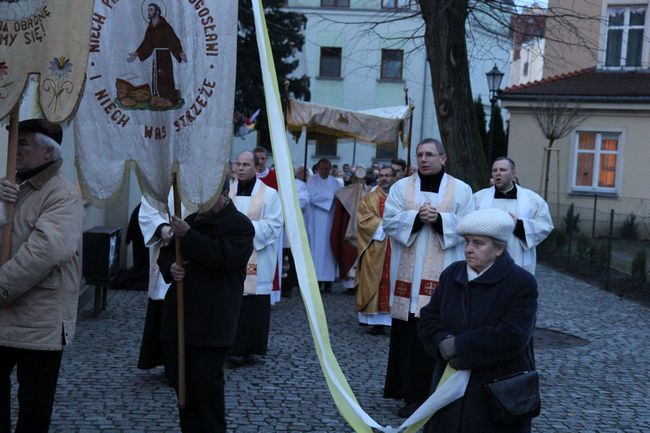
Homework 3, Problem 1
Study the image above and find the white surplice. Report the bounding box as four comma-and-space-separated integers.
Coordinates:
139, 193, 189, 300
382, 174, 474, 313
231, 178, 283, 295
284, 179, 310, 249
306, 175, 342, 282
474, 185, 554, 275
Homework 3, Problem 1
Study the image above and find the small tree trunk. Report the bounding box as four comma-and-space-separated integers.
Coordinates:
418, 0, 488, 189
543, 138, 555, 201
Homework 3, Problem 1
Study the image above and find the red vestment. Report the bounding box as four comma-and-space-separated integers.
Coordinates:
330, 198, 358, 279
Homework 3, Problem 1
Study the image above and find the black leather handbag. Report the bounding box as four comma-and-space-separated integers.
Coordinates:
484, 369, 541, 424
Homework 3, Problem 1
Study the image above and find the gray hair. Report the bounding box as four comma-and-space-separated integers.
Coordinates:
33, 132, 62, 161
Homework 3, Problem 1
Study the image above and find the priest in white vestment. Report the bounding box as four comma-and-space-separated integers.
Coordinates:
137, 192, 189, 372
306, 158, 341, 292
228, 151, 283, 366
382, 138, 474, 418
474, 157, 553, 275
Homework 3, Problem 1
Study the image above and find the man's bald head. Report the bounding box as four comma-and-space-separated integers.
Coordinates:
235, 151, 258, 181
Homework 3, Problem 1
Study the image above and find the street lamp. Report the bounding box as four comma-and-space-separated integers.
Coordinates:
485, 64, 504, 164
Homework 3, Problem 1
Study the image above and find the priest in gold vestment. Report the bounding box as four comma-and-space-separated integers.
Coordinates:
356, 166, 396, 334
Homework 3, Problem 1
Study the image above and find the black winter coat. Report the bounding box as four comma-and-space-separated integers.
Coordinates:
159, 201, 255, 347
418, 252, 538, 433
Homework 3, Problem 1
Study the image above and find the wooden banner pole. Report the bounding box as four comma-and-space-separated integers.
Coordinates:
1, 108, 19, 265
172, 172, 186, 408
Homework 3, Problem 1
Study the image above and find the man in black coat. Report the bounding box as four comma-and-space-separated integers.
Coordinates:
158, 182, 254, 433
418, 209, 538, 433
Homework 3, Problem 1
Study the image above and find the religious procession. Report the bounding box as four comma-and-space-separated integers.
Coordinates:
2, 1, 650, 433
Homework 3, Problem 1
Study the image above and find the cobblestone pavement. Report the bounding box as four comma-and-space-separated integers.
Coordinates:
9, 264, 650, 432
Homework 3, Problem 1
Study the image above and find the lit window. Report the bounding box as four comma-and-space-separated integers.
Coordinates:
319, 47, 342, 78
382, 0, 410, 9
381, 49, 403, 80
572, 131, 621, 193
605, 6, 646, 67
321, 0, 350, 7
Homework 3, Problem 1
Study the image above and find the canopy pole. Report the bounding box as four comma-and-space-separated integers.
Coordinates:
352, 138, 357, 165
403, 85, 413, 171
302, 126, 308, 181
1, 108, 19, 265
407, 100, 415, 172
172, 172, 186, 409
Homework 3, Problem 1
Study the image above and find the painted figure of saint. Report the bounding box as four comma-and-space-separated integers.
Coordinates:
127, 3, 187, 106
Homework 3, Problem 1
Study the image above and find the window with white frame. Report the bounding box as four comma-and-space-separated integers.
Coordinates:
310, 132, 338, 157
321, 0, 350, 8
572, 131, 621, 193
605, 5, 646, 67
319, 47, 342, 78
380, 49, 404, 80
382, 0, 411, 9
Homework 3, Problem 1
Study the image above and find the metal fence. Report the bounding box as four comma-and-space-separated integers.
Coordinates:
540, 202, 649, 297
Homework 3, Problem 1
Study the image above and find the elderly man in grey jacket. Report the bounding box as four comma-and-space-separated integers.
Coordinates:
0, 119, 84, 433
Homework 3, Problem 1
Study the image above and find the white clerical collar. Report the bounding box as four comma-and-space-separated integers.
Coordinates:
256, 167, 269, 178
467, 262, 494, 281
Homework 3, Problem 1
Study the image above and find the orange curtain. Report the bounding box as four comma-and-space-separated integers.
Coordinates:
598, 154, 617, 187
579, 132, 596, 150
576, 153, 594, 186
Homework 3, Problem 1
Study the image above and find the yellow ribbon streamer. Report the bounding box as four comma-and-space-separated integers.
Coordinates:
250, 2, 469, 431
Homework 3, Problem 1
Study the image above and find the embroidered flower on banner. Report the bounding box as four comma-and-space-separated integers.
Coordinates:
0, 61, 8, 80
43, 56, 74, 113
48, 56, 73, 81
0, 61, 13, 100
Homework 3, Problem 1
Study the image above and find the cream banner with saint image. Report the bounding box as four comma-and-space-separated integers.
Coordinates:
74, 0, 236, 207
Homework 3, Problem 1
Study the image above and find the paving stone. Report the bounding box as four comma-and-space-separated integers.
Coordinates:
6, 265, 650, 431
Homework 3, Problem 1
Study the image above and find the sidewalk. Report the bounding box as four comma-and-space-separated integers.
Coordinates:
9, 264, 650, 432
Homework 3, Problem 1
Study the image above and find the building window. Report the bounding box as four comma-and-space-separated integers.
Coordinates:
572, 131, 621, 193
605, 5, 646, 67
380, 49, 404, 80
382, 0, 411, 9
312, 133, 338, 157
321, 0, 350, 7
376, 141, 397, 160
319, 47, 342, 78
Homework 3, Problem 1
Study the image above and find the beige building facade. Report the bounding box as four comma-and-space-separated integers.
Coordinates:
502, 0, 650, 236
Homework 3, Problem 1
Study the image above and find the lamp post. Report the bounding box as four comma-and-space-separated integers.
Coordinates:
485, 64, 504, 165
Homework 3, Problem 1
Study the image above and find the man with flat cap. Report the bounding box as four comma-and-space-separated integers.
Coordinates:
0, 119, 84, 433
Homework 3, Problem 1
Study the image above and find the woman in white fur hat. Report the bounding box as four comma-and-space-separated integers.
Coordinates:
418, 209, 539, 433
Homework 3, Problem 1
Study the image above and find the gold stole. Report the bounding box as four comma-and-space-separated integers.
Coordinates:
230, 180, 266, 295
391, 174, 456, 321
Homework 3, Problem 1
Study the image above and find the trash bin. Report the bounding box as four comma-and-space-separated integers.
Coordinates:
82, 226, 122, 317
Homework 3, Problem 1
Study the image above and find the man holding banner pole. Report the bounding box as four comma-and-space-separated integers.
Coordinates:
0, 119, 84, 433
158, 181, 254, 433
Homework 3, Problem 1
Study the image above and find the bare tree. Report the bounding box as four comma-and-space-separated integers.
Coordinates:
305, 1, 604, 189
532, 96, 588, 200
415, 0, 487, 188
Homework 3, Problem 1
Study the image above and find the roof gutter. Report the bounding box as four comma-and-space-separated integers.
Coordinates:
498, 94, 650, 104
